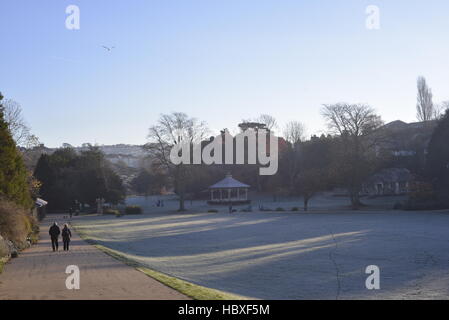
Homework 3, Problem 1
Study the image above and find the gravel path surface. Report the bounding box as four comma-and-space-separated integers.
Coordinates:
0, 215, 189, 300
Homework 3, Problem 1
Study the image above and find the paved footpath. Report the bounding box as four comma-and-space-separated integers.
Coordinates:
0, 215, 189, 300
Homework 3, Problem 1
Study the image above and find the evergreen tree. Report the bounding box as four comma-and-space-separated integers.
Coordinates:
34, 145, 125, 210
426, 110, 449, 204
0, 92, 33, 208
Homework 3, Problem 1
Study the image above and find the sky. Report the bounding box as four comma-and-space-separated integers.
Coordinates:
1, 0, 449, 147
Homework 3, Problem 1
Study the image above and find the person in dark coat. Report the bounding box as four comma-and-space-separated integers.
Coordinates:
61, 224, 72, 251
49, 222, 61, 252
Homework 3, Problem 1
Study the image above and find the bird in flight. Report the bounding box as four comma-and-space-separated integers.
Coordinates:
101, 45, 115, 52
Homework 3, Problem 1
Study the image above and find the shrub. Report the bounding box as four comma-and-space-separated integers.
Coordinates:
291, 207, 299, 211
404, 181, 445, 210
275, 207, 285, 212
393, 202, 404, 210
104, 208, 120, 215
208, 209, 218, 213
125, 205, 143, 215
0, 236, 9, 258
0, 200, 36, 247
409, 182, 437, 202
115, 211, 123, 218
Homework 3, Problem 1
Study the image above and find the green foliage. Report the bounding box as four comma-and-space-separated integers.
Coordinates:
0, 93, 33, 209
103, 208, 120, 215
426, 110, 449, 206
34, 146, 126, 210
279, 135, 336, 210
404, 182, 444, 210
0, 200, 36, 247
125, 205, 142, 215
130, 169, 166, 196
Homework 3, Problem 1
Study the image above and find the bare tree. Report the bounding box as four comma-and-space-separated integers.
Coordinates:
257, 114, 278, 131
322, 103, 383, 136
145, 112, 208, 211
281, 121, 304, 193
434, 101, 449, 119
416, 76, 435, 122
1, 99, 40, 148
442, 101, 449, 111
322, 103, 383, 208
283, 121, 306, 146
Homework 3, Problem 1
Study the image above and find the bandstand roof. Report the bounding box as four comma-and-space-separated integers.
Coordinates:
209, 175, 250, 189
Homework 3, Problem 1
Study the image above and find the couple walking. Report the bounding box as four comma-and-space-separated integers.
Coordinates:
48, 222, 72, 252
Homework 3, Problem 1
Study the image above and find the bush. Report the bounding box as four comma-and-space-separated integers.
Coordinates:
208, 209, 218, 213
125, 205, 143, 215
291, 207, 299, 211
104, 208, 120, 215
393, 202, 404, 210
404, 199, 446, 211
0, 236, 9, 259
0, 200, 36, 248
275, 207, 285, 212
404, 181, 446, 210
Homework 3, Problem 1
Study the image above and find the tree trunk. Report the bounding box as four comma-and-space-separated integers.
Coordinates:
179, 193, 186, 211
350, 191, 361, 209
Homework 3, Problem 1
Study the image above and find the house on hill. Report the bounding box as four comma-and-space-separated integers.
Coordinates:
374, 120, 437, 157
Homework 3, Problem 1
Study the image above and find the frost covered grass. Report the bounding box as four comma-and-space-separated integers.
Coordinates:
74, 205, 449, 299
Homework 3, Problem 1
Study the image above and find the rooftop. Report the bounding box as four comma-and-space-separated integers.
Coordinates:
209, 174, 250, 189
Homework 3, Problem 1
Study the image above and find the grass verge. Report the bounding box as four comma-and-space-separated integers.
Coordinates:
0, 256, 9, 274
75, 226, 247, 300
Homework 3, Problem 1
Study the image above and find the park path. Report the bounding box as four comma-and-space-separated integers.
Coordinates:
0, 215, 189, 300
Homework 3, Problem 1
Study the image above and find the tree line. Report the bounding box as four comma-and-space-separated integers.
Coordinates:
34, 146, 126, 211
136, 75, 449, 212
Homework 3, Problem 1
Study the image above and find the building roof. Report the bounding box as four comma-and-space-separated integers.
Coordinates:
35, 198, 48, 207
209, 174, 250, 189
366, 168, 413, 184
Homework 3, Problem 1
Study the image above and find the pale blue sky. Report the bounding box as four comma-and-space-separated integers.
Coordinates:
1, 0, 449, 147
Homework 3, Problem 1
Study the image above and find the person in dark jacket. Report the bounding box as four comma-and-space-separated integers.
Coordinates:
49, 222, 61, 252
61, 224, 72, 251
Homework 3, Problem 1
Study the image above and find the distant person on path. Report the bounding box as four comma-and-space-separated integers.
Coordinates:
49, 222, 61, 252
62, 224, 72, 251
69, 207, 73, 218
